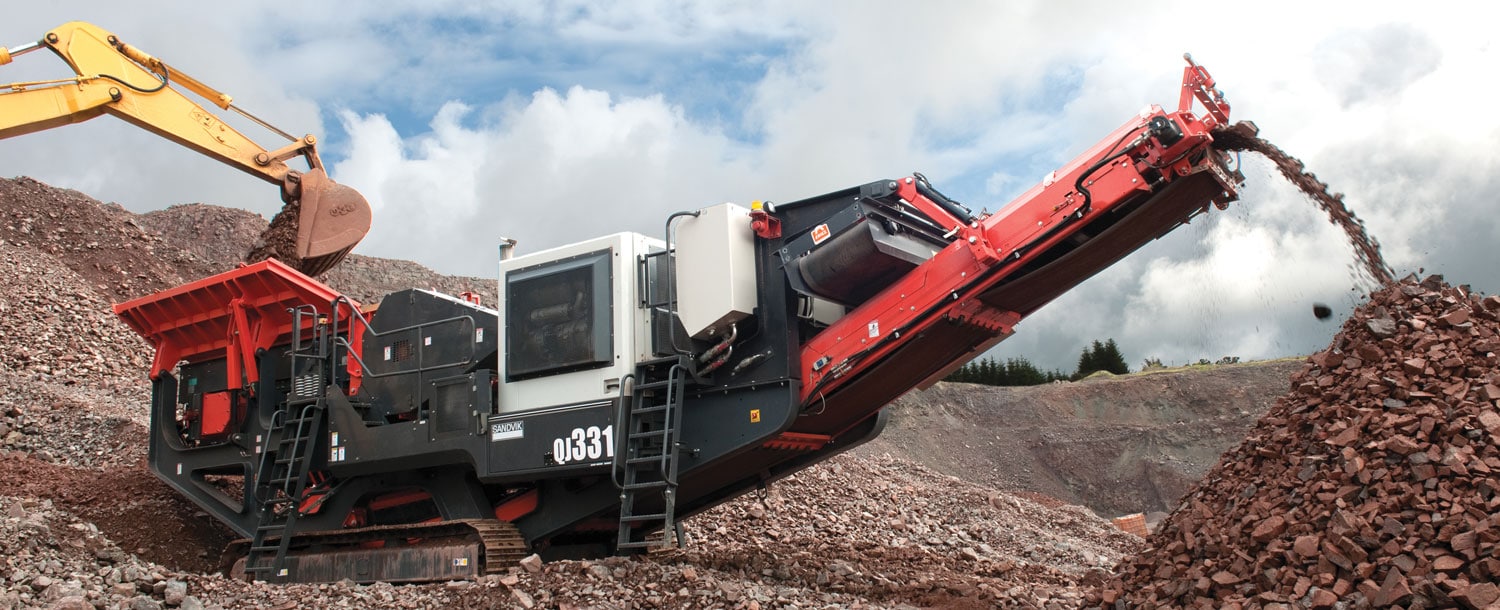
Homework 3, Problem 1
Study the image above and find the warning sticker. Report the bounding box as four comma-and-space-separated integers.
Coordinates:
868, 320, 880, 338
811, 223, 831, 244
749, 409, 761, 423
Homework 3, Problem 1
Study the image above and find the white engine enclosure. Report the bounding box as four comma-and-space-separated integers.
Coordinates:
674, 203, 757, 340
495, 232, 662, 413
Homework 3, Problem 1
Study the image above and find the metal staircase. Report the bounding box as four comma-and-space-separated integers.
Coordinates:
244, 306, 332, 582
614, 358, 688, 550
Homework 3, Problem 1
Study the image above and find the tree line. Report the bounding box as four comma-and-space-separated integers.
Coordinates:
946, 338, 1129, 387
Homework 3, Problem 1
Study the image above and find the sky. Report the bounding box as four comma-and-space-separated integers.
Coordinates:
5, 2, 1499, 372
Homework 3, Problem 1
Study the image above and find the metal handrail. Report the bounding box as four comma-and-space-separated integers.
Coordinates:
251, 408, 288, 504
329, 295, 479, 380
661, 363, 685, 487
662, 210, 701, 358
610, 374, 636, 490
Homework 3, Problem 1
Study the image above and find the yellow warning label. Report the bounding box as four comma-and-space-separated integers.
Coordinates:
749, 409, 761, 423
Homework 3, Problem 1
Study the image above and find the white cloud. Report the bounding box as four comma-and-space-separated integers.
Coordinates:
332, 86, 757, 276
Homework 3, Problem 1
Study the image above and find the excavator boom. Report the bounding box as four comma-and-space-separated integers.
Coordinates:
0, 21, 369, 276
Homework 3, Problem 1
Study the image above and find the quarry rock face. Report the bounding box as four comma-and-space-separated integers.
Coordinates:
1097, 275, 1500, 609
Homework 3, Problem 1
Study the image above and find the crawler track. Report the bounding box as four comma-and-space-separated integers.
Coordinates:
223, 519, 528, 583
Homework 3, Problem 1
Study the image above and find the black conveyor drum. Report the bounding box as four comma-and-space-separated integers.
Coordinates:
796, 221, 941, 306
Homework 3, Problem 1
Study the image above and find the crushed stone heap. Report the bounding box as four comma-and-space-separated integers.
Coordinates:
1094, 275, 1500, 609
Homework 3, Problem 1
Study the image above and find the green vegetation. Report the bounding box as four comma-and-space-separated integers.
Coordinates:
1073, 338, 1128, 379
945, 337, 1130, 387
945, 356, 1070, 387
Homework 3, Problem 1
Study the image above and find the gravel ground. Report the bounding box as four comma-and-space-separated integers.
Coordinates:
1, 453, 1143, 610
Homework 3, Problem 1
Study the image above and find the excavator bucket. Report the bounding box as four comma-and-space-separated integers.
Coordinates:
294, 168, 371, 275
244, 168, 371, 277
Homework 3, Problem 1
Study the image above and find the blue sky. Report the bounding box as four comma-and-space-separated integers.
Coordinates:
5, 2, 1499, 371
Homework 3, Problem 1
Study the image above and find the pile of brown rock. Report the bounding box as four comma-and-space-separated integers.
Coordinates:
135, 201, 495, 303
1, 495, 203, 610
1096, 275, 1500, 609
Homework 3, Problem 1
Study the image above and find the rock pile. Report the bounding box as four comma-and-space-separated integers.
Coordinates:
1097, 275, 1500, 609
320, 255, 495, 305
1, 495, 204, 610
134, 194, 495, 303
134, 204, 264, 279
0, 238, 153, 468
4, 176, 490, 303
0, 178, 202, 302
0, 243, 152, 386
0, 373, 147, 469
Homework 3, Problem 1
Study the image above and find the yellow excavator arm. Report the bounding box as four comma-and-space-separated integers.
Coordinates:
0, 21, 370, 277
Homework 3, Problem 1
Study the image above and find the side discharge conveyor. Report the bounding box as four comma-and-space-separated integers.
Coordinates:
114, 58, 1243, 583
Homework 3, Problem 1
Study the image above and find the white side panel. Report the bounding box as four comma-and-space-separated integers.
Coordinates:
675, 203, 756, 340
495, 233, 662, 413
